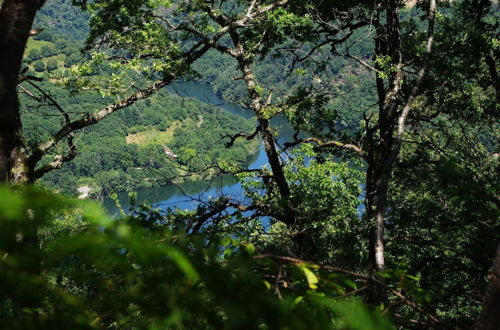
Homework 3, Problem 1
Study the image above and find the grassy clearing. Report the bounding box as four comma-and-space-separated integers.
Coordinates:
126, 116, 204, 146
50, 54, 66, 66
26, 39, 54, 53
42, 54, 67, 67
126, 121, 182, 146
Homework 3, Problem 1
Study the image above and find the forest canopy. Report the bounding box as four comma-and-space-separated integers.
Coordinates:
0, 0, 498, 329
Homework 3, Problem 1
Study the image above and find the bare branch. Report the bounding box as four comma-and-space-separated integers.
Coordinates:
395, 0, 436, 144
33, 145, 77, 179
29, 27, 43, 36
223, 127, 259, 148
252, 253, 441, 324
190, 197, 232, 235
252, 254, 369, 279
23, 81, 79, 179
284, 137, 364, 156
17, 74, 43, 84
18, 85, 41, 101
341, 52, 380, 73
381, 281, 440, 324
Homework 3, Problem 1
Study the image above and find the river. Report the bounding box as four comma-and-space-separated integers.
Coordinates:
103, 81, 296, 213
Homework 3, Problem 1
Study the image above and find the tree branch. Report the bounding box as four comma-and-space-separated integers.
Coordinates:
17, 74, 43, 84
28, 75, 176, 172
284, 137, 364, 156
391, 0, 436, 161
223, 127, 259, 148
29, 27, 43, 36
24, 81, 79, 179
252, 254, 441, 324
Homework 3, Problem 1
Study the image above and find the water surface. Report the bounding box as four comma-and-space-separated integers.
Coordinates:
104, 81, 294, 214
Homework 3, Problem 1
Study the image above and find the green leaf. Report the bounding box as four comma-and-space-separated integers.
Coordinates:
0, 187, 23, 219
299, 264, 319, 290
164, 246, 199, 282
240, 242, 256, 255
330, 300, 394, 330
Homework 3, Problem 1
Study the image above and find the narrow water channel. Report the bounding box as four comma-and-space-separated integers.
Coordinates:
103, 81, 295, 213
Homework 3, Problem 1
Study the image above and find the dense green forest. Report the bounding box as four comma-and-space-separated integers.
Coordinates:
0, 0, 499, 329
18, 1, 258, 195
25, 84, 259, 195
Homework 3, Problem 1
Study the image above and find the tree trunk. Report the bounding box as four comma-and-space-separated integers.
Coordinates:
0, 0, 44, 319
259, 118, 292, 204
365, 150, 392, 305
475, 243, 500, 330
0, 0, 44, 183
365, 0, 402, 305
230, 30, 296, 227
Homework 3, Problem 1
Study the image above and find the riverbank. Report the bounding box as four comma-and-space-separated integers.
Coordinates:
78, 140, 260, 201
39, 86, 259, 196
102, 80, 297, 213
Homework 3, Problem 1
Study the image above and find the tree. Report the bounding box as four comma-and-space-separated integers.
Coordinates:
359, 0, 437, 304
1, 0, 295, 184
89, 1, 496, 318
46, 58, 58, 71
28, 48, 41, 61
33, 60, 45, 72
64, 53, 80, 68
187, 0, 497, 323
39, 44, 53, 57
0, 0, 46, 182
1, 0, 498, 327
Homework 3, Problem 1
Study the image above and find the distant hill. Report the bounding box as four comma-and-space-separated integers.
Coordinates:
20, 0, 258, 196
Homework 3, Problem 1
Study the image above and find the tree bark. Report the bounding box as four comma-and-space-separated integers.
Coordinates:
365, 0, 435, 305
258, 118, 292, 202
0, 0, 41, 182
475, 243, 500, 330
0, 0, 45, 183
365, 0, 402, 305
228, 30, 296, 225
0, 2, 45, 318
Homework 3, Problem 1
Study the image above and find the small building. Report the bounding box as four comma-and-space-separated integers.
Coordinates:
163, 145, 177, 158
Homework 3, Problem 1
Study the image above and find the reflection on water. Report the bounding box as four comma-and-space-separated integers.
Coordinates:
105, 81, 296, 214
104, 81, 365, 217
103, 174, 245, 215
167, 81, 297, 144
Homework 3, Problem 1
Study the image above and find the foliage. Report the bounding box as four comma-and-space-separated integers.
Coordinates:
7, 0, 499, 328
0, 185, 393, 329
237, 145, 365, 267
31, 92, 258, 195
18, 1, 259, 196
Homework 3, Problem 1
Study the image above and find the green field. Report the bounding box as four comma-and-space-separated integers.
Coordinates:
25, 39, 54, 53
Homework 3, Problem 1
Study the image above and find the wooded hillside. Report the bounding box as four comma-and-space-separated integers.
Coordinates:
0, 0, 498, 329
